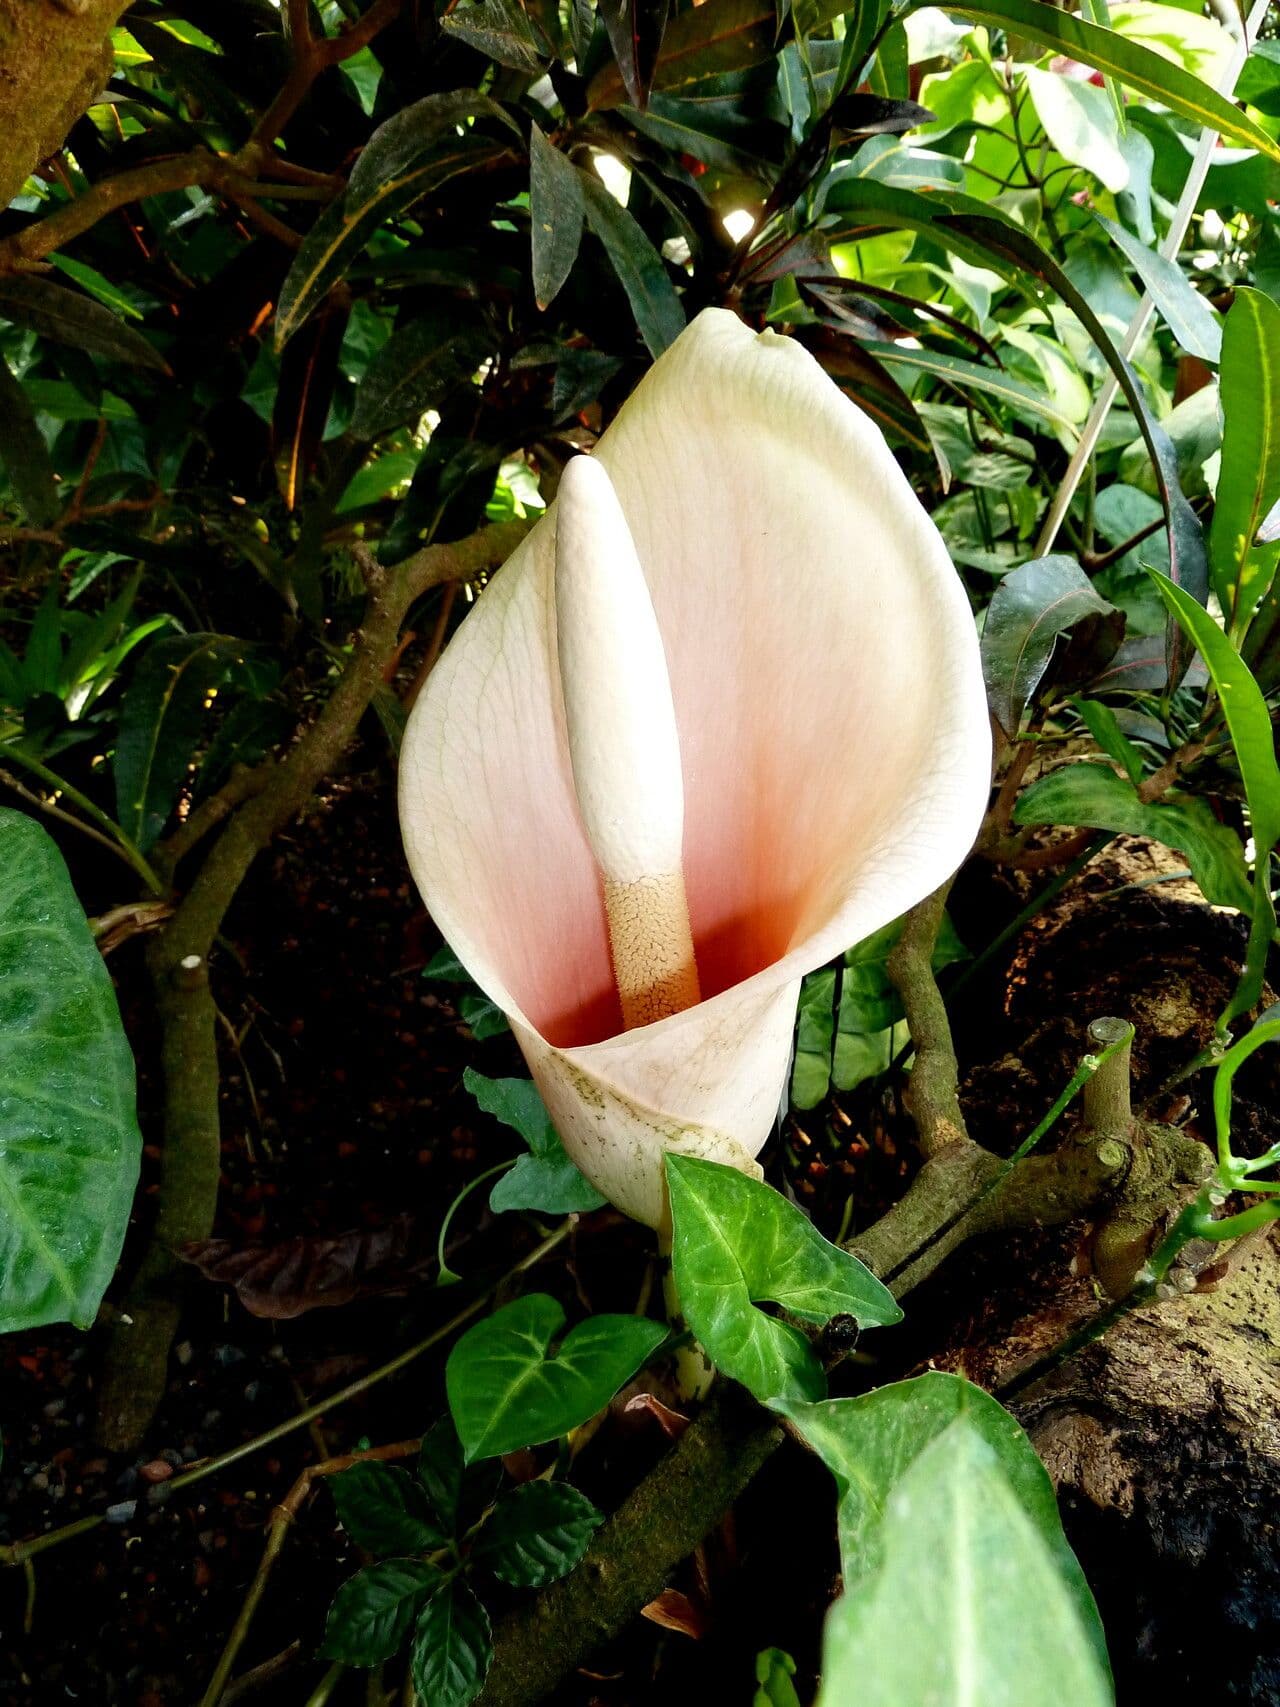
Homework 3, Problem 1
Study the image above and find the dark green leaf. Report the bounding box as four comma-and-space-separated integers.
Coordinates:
473, 1480, 603, 1585
529, 124, 584, 312
1072, 698, 1145, 786
1209, 289, 1280, 634
459, 990, 509, 1038
1012, 763, 1253, 913
816, 1422, 1112, 1707
0, 358, 58, 527
599, 0, 670, 109
981, 555, 1122, 736
580, 171, 685, 358
114, 634, 245, 850
588, 0, 774, 107
0, 276, 167, 371
446, 1293, 668, 1460
418, 1417, 466, 1534
665, 1155, 901, 1405
784, 1371, 1108, 1670
330, 1461, 446, 1556
1092, 213, 1221, 363
0, 811, 142, 1332
350, 314, 486, 440
464, 1069, 605, 1214
411, 1581, 493, 1707
321, 1559, 441, 1667
438, 0, 549, 70
346, 91, 521, 209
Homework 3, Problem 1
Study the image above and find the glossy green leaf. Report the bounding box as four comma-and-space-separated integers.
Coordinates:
345, 91, 521, 209
1023, 66, 1128, 193
473, 1480, 603, 1585
0, 358, 58, 528
411, 1581, 493, 1707
580, 171, 685, 358
981, 555, 1122, 736
465, 1070, 606, 1216
816, 1422, 1113, 1707
588, 0, 774, 107
785, 1372, 1107, 1669
1149, 574, 1280, 860
330, 1461, 446, 1556
276, 142, 506, 346
1093, 213, 1221, 363
1013, 762, 1253, 913
1208, 289, 1280, 633
921, 0, 1280, 161
321, 1559, 442, 1666
1072, 697, 1145, 785
854, 340, 1080, 434
114, 633, 245, 850
665, 1155, 901, 1405
0, 275, 166, 371
439, 0, 549, 71
349, 314, 486, 440
529, 124, 585, 312
446, 1294, 667, 1461
0, 810, 142, 1332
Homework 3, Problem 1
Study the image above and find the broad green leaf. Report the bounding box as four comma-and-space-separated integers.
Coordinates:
1013, 762, 1253, 913
816, 1422, 1113, 1707
439, 0, 549, 71
0, 358, 58, 528
0, 275, 166, 371
918, 0, 1280, 161
446, 1294, 667, 1461
1149, 575, 1280, 861
784, 1372, 1107, 1669
0, 810, 142, 1332
665, 1155, 901, 1405
330, 1461, 446, 1556
113, 633, 246, 850
1093, 213, 1222, 363
791, 968, 838, 1110
1237, 37, 1280, 117
276, 143, 506, 346
1208, 289, 1280, 632
472, 1480, 604, 1585
322, 1559, 441, 1666
529, 124, 585, 311
580, 170, 685, 357
349, 314, 486, 440
981, 555, 1122, 736
464, 1068, 605, 1215
1023, 66, 1128, 193
411, 1581, 493, 1707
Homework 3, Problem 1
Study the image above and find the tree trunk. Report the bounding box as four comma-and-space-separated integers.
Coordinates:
0, 1, 131, 212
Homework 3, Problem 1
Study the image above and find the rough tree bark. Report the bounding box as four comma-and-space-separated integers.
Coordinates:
0, 0, 131, 211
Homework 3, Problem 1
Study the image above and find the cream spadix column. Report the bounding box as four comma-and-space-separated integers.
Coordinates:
553, 453, 701, 1030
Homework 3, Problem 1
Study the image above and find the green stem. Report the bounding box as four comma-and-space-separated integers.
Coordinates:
0, 745, 163, 894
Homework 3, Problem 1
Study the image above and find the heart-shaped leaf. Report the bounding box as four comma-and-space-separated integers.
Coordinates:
0, 809, 142, 1332
472, 1480, 603, 1586
446, 1294, 667, 1461
665, 1155, 901, 1405
465, 1070, 605, 1216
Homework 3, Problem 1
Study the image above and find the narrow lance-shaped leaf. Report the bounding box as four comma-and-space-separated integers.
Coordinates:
598, 0, 670, 109
1207, 289, 1280, 633
579, 169, 685, 357
0, 810, 143, 1332
1093, 212, 1222, 364
529, 125, 584, 312
0, 356, 58, 528
0, 274, 167, 371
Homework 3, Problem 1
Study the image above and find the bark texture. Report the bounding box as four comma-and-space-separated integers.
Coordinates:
0, 1, 131, 211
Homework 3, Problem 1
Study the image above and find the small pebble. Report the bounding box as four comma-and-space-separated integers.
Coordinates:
139, 1460, 173, 1485
104, 1500, 137, 1526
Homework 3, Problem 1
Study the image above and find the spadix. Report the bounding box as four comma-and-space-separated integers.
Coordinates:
399, 308, 991, 1230
554, 454, 700, 1029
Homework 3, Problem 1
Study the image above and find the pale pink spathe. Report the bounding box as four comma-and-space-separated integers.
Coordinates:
399, 308, 991, 1228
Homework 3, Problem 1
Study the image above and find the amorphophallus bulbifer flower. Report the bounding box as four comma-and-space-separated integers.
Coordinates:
399, 308, 990, 1230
